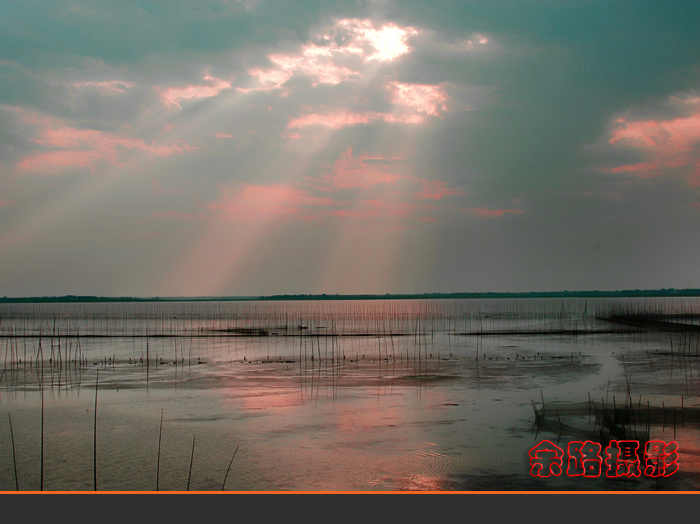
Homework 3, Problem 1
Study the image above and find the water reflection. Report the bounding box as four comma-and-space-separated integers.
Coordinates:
0, 298, 699, 491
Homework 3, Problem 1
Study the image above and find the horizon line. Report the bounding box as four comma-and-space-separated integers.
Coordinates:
1, 288, 700, 302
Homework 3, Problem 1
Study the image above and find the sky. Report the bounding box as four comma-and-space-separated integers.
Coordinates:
1, 0, 699, 297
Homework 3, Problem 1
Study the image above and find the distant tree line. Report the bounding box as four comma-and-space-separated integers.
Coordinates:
0, 295, 260, 303
261, 289, 700, 301
3, 289, 698, 303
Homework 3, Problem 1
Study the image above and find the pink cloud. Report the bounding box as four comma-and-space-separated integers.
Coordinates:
284, 83, 448, 134
196, 146, 463, 225
605, 97, 700, 185
388, 81, 448, 116
308, 148, 464, 208
161, 74, 231, 107
605, 158, 692, 176
323, 200, 436, 220
242, 18, 418, 93
243, 68, 293, 93
332, 19, 418, 62
415, 180, 465, 200
15, 110, 196, 174
209, 184, 337, 220
288, 110, 424, 129
18, 150, 106, 174
463, 34, 489, 50
0, 200, 11, 207
70, 80, 134, 94
462, 207, 523, 218
609, 114, 700, 153
311, 147, 407, 191
205, 151, 455, 224
268, 49, 361, 86
243, 51, 342, 94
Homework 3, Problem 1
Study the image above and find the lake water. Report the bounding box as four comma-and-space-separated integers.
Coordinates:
1, 298, 699, 491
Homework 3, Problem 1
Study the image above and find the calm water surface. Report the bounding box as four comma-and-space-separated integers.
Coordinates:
1, 298, 699, 491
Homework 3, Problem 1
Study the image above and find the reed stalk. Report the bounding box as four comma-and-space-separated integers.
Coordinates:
156, 408, 163, 491
94, 370, 99, 491
187, 435, 196, 491
8, 413, 19, 491
221, 445, 239, 491
40, 386, 44, 491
